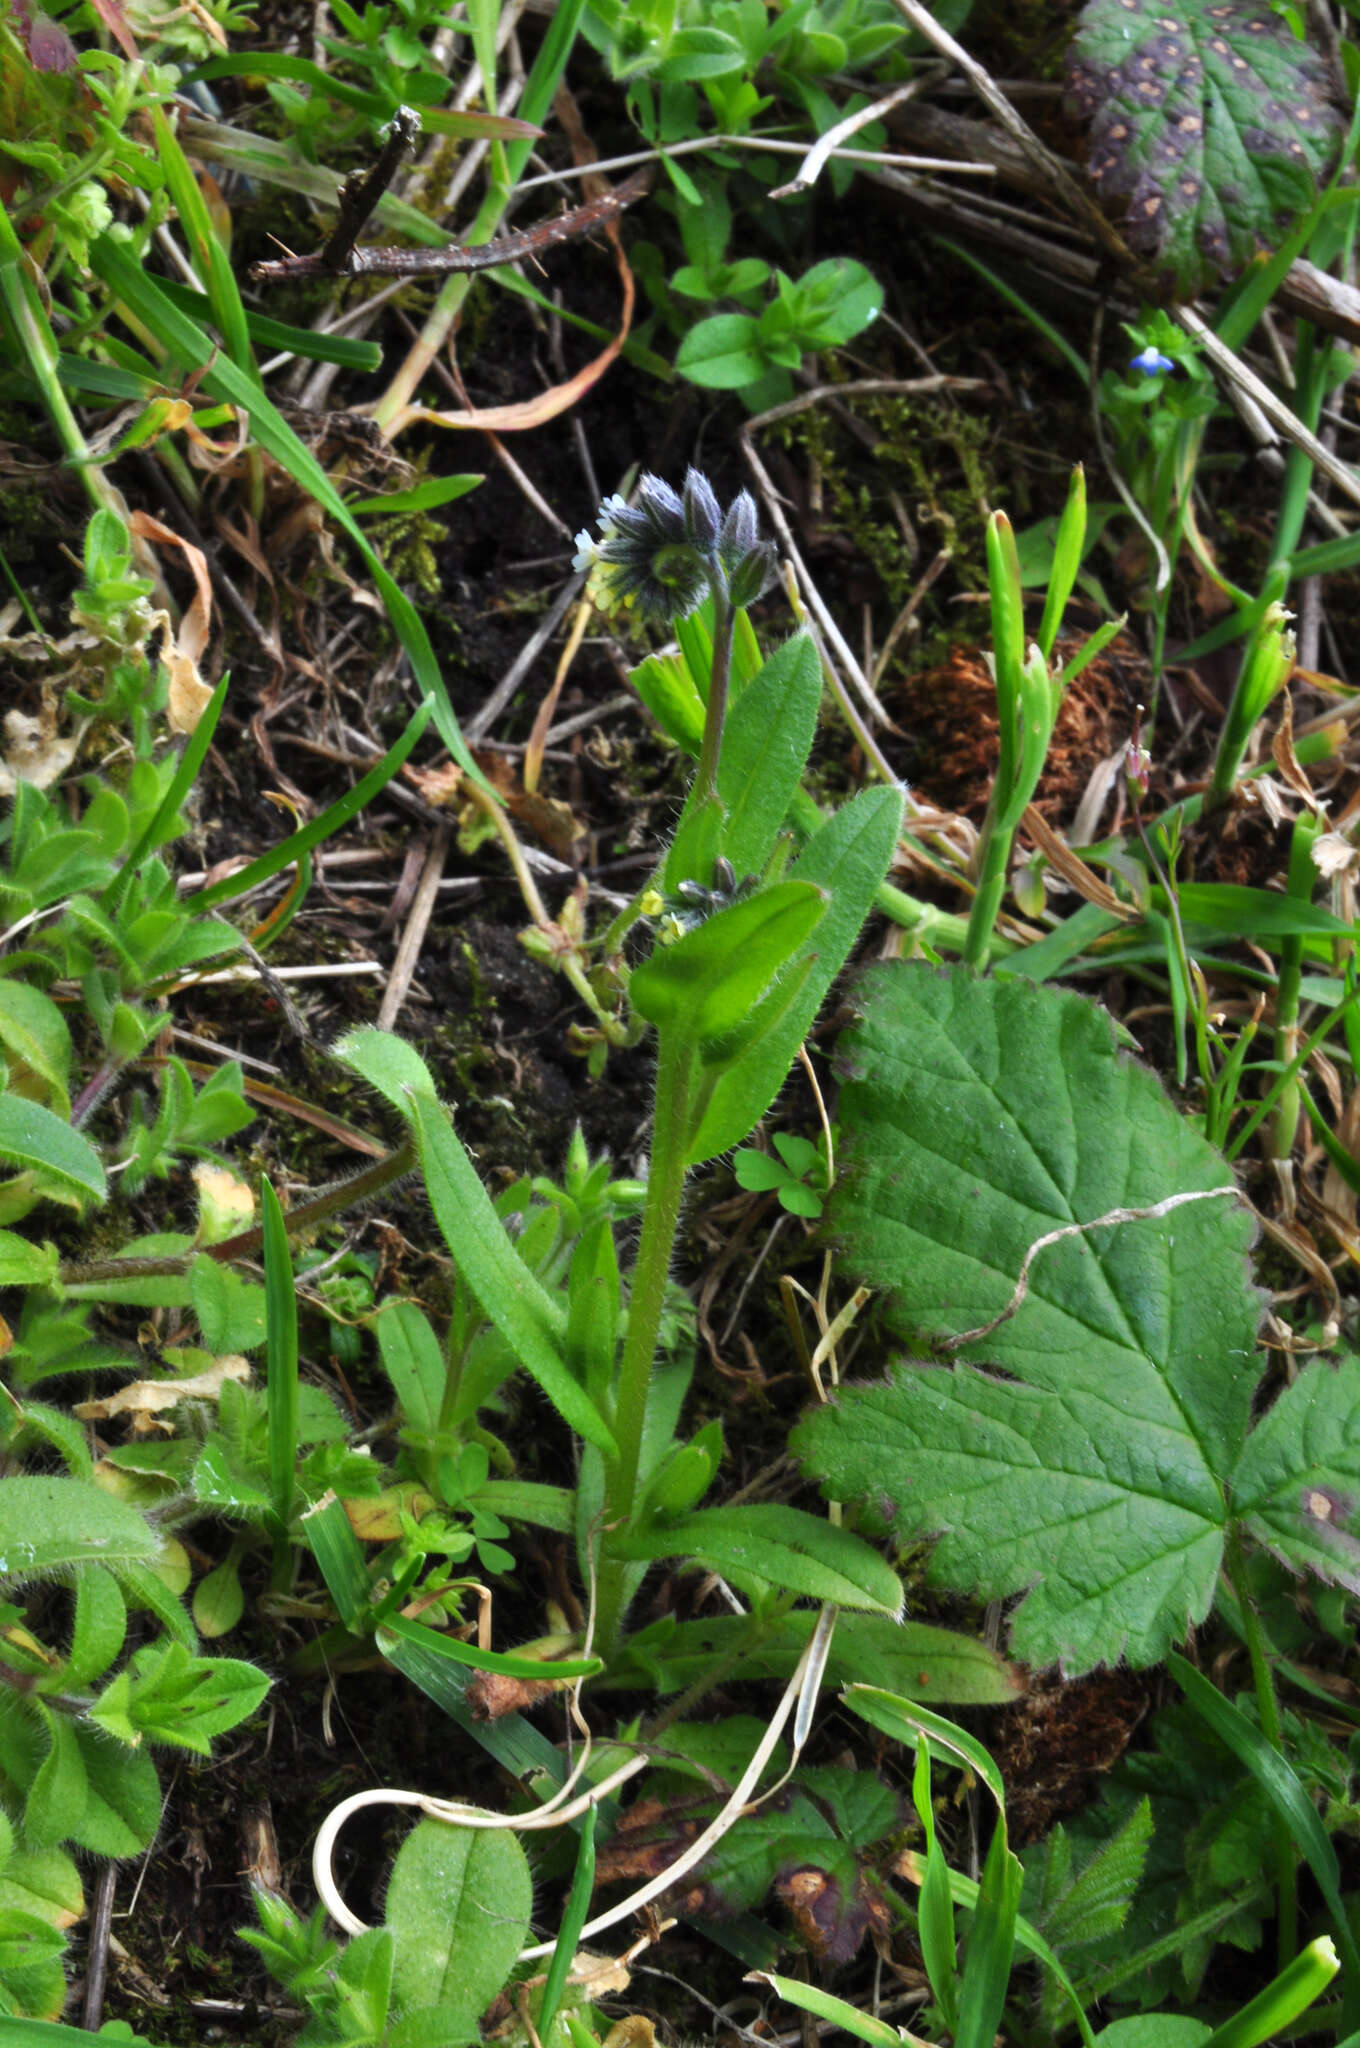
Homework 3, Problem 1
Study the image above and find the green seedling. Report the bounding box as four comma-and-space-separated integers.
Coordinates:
733, 1129, 830, 1217
674, 254, 882, 411
963, 469, 1104, 965
0, 1477, 268, 2017
286, 469, 906, 1668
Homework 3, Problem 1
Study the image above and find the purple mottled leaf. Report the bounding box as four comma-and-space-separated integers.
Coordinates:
1066, 0, 1342, 295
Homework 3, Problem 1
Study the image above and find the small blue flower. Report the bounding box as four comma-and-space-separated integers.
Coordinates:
574, 471, 777, 623
683, 467, 722, 550
1130, 345, 1175, 377
718, 490, 758, 566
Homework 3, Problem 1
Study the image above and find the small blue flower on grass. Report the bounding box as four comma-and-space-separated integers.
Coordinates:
573, 467, 777, 624
1129, 344, 1175, 377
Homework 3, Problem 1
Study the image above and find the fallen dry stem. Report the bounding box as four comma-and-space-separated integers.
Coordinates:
939, 1188, 1242, 1352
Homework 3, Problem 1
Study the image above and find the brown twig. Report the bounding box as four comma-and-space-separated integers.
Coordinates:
320, 105, 421, 271
377, 826, 449, 1031
252, 165, 653, 284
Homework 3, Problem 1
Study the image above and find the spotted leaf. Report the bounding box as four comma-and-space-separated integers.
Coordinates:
1066, 0, 1342, 295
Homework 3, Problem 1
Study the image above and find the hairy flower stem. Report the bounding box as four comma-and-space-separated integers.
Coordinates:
594, 1029, 696, 1654
691, 574, 733, 820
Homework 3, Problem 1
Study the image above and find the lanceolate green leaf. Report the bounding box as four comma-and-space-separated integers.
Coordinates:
385, 1819, 532, 2029
332, 1024, 440, 1119
1169, 882, 1353, 941
0, 1098, 105, 1204
613, 1503, 902, 1613
23, 1714, 86, 1852
0, 1477, 161, 1581
332, 1027, 612, 1451
792, 965, 1263, 1672
0, 982, 70, 1114
65, 1569, 126, 1688
375, 1300, 445, 1436
408, 1094, 616, 1456
0, 1231, 58, 1286
66, 1725, 160, 1855
688, 783, 905, 1163
717, 630, 822, 879
632, 882, 826, 1046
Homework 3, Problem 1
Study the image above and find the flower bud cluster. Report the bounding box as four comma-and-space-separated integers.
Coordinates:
573, 467, 778, 623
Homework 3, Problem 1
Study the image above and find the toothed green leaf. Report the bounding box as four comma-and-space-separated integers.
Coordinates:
793, 966, 1263, 1673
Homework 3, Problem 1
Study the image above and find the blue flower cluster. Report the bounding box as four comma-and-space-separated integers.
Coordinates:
574, 468, 778, 623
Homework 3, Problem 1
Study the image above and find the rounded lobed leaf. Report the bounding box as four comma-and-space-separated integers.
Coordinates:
1067, 0, 1343, 295
793, 964, 1265, 1673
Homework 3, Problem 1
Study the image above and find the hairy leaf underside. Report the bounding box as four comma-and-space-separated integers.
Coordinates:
1066, 0, 1342, 294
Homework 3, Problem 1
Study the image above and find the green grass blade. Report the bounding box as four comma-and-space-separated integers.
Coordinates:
152, 275, 383, 369
1037, 465, 1086, 661
935, 237, 1087, 382
376, 1620, 570, 1783
178, 113, 453, 241
467, 0, 501, 116
1290, 530, 1360, 580
1201, 1937, 1338, 2048
0, 202, 120, 517
379, 1612, 601, 1681
103, 674, 229, 912
913, 1744, 959, 2028
505, 0, 587, 181
845, 1687, 1008, 1807
261, 1178, 299, 1578
899, 1850, 1097, 2048
87, 236, 481, 780
184, 696, 433, 911
154, 107, 256, 383
1171, 1653, 1360, 2028
749, 1974, 910, 2048
954, 1819, 1023, 2048
302, 1492, 371, 1631
535, 1804, 596, 2041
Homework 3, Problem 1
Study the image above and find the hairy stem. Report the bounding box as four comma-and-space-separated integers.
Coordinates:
691, 577, 733, 819
593, 1028, 696, 1653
